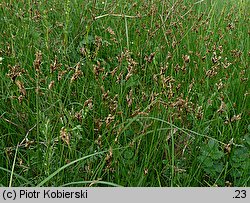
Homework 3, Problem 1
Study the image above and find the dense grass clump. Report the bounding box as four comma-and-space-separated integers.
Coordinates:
0, 0, 249, 187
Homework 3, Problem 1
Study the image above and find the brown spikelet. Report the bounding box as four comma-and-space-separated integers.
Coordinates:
84, 98, 93, 109
116, 71, 123, 83
105, 147, 113, 162
224, 143, 231, 154
33, 51, 42, 72
74, 111, 82, 122
125, 71, 133, 81
166, 51, 172, 61
18, 95, 24, 103
131, 108, 149, 117
48, 80, 55, 90
126, 89, 133, 107
58, 70, 67, 81
144, 52, 155, 63
196, 106, 203, 120
50, 56, 62, 73
105, 114, 115, 127
101, 87, 109, 101
110, 67, 118, 77
7, 65, 25, 81
230, 114, 242, 122
183, 55, 190, 63
216, 79, 224, 90
107, 27, 115, 35
217, 101, 226, 113
70, 62, 83, 83
95, 135, 102, 147
93, 61, 105, 78
15, 80, 26, 96
141, 91, 147, 102
60, 127, 70, 145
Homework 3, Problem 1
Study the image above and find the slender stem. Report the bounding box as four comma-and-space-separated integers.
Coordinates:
9, 144, 19, 187
125, 17, 129, 50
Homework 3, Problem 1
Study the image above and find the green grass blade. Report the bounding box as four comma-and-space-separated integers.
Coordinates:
9, 144, 19, 187
37, 148, 123, 187
0, 166, 34, 186
60, 180, 123, 187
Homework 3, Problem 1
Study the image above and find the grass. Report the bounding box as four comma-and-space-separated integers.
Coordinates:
0, 0, 249, 187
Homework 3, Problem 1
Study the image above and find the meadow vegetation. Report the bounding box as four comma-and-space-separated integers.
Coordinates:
0, 0, 249, 186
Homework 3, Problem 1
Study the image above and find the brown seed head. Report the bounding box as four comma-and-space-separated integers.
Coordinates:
60, 127, 70, 145
15, 80, 26, 96
183, 55, 190, 63
33, 51, 42, 72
